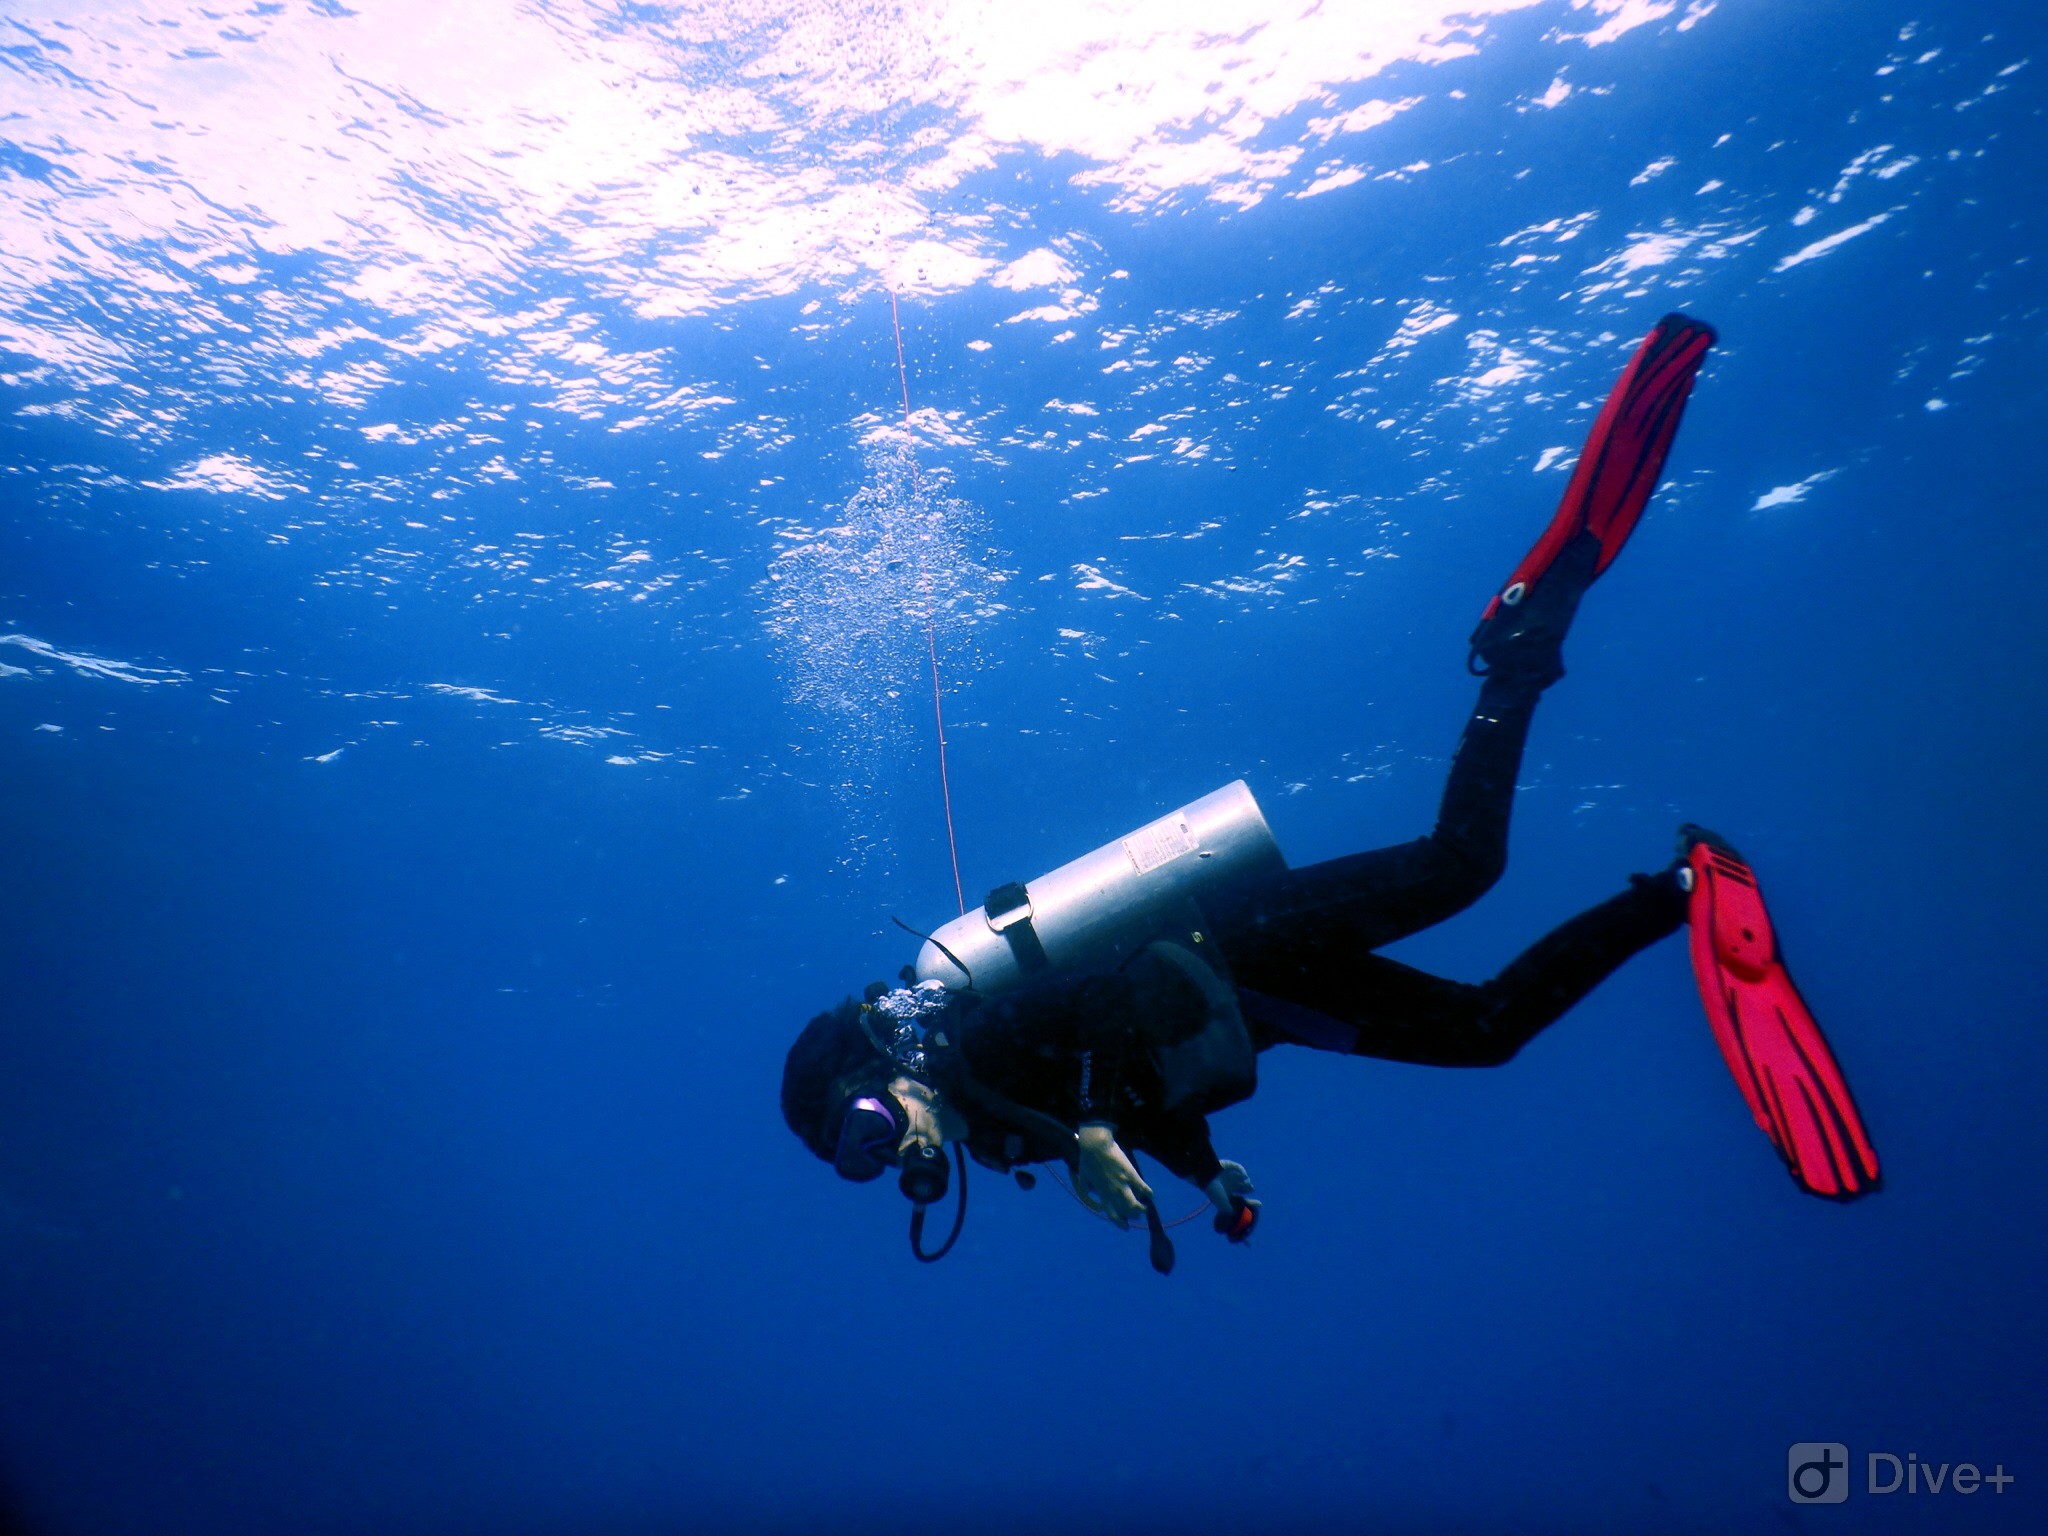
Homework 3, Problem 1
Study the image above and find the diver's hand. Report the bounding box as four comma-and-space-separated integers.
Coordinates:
1075, 1122, 1153, 1229
1205, 1160, 1260, 1244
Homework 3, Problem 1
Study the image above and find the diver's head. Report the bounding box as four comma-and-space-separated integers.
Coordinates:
783, 988, 973, 1262
781, 985, 963, 1180
780, 996, 893, 1173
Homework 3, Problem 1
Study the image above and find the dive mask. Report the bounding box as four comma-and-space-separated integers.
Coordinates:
833, 1094, 903, 1183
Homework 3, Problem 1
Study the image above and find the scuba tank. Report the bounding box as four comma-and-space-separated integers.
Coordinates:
912, 780, 1285, 995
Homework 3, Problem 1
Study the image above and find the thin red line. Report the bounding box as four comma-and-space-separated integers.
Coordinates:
888, 288, 967, 916
889, 289, 914, 425
925, 606, 965, 917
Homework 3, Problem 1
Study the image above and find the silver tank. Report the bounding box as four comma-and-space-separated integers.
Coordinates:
914, 780, 1287, 994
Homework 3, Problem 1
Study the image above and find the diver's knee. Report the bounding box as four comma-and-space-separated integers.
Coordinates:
1458, 1032, 1523, 1068
1440, 839, 1507, 907
1454, 986, 1524, 1067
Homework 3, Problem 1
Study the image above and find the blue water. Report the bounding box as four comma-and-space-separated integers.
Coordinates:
3, 3, 2043, 1532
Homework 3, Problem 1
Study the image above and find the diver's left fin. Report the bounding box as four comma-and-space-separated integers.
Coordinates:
1682, 826, 1881, 1201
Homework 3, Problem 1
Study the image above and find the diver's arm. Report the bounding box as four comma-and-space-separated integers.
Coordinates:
1135, 1109, 1224, 1190
1074, 1121, 1153, 1226
1136, 1117, 1259, 1243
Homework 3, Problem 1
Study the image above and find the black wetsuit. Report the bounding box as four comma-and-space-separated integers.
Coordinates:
946, 666, 1688, 1189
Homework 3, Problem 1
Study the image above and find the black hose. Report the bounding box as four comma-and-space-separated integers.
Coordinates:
890, 915, 976, 991
910, 1145, 968, 1263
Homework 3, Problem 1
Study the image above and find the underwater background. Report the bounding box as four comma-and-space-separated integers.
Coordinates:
2, 2, 2043, 1532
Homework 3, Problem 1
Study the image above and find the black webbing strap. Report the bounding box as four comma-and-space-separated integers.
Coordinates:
983, 881, 1052, 977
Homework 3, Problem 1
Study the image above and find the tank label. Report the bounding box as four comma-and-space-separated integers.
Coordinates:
1124, 813, 1198, 874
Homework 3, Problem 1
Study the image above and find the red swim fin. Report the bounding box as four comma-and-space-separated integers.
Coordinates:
1470, 314, 1716, 673
1682, 827, 1881, 1201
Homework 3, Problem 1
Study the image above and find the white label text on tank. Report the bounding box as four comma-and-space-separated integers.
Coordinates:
1123, 814, 1198, 875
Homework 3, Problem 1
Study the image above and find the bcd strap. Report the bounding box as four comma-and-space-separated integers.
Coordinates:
983, 881, 1052, 977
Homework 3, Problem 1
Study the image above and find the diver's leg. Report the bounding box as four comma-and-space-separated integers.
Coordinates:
1217, 316, 1715, 977
1214, 666, 1546, 981
1240, 867, 1688, 1066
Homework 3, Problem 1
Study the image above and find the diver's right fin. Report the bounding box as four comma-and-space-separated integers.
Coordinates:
1681, 826, 1881, 1201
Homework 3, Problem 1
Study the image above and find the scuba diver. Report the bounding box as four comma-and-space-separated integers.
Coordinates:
781, 314, 1881, 1273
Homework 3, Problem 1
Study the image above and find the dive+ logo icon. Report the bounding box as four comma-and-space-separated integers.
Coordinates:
1788, 1444, 1849, 1504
